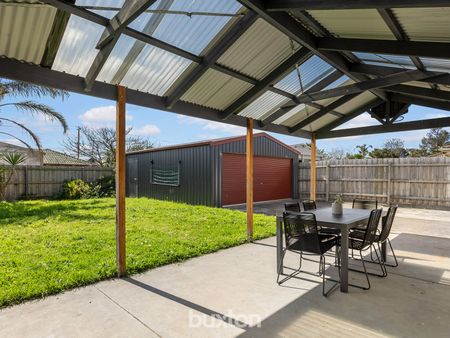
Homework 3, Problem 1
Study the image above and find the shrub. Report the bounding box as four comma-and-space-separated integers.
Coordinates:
93, 176, 115, 197
61, 179, 91, 199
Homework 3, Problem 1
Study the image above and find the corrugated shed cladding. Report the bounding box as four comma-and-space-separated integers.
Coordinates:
0, 1, 56, 64
127, 144, 213, 206
210, 135, 299, 206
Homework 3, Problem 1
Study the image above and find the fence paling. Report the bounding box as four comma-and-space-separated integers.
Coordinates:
298, 157, 450, 208
4, 165, 114, 201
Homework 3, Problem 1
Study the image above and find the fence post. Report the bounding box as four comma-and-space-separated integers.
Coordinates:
325, 162, 330, 202
387, 162, 392, 205
24, 166, 28, 198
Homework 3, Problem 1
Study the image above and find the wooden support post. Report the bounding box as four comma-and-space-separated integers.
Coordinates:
246, 118, 254, 241
116, 85, 126, 277
310, 133, 317, 201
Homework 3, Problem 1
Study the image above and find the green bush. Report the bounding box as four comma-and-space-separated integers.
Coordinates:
61, 179, 91, 199
59, 176, 115, 200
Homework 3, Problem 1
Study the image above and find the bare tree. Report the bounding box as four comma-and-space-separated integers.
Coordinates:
63, 127, 155, 167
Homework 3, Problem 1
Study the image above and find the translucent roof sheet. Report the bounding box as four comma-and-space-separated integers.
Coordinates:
129, 0, 242, 55
354, 52, 416, 69
420, 57, 450, 73
274, 56, 334, 95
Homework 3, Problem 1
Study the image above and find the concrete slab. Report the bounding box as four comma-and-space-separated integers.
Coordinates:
0, 208, 449, 338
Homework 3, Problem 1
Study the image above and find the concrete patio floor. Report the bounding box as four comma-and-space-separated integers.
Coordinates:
0, 205, 449, 337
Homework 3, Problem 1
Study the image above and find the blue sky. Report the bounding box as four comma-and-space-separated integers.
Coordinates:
1, 90, 449, 154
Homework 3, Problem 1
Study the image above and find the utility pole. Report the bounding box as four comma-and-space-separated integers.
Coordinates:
77, 127, 81, 159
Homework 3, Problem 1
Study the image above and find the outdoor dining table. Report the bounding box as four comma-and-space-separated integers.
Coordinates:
276, 207, 386, 293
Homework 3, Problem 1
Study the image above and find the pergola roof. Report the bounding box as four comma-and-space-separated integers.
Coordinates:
1, 0, 450, 139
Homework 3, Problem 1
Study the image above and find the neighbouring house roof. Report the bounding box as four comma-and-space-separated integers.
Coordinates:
43, 149, 93, 166
291, 143, 324, 161
127, 132, 301, 155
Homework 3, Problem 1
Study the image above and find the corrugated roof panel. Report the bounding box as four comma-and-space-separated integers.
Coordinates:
274, 56, 334, 94
334, 91, 378, 115
119, 43, 192, 96
322, 75, 350, 90
307, 9, 395, 40
130, 0, 242, 55
238, 91, 289, 120
0, 2, 56, 64
273, 104, 318, 127
394, 8, 450, 43
278, 96, 340, 128
217, 18, 301, 80
181, 69, 252, 110
304, 114, 339, 132
420, 57, 450, 72
354, 52, 415, 69
52, 15, 104, 77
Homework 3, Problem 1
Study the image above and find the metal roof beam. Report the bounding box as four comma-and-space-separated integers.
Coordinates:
377, 9, 425, 72
96, 0, 157, 49
261, 70, 342, 125
166, 11, 258, 109
391, 93, 450, 112
0, 56, 311, 139
350, 63, 450, 86
220, 48, 313, 120
289, 93, 359, 133
84, 0, 158, 90
315, 98, 384, 134
238, 0, 387, 101
317, 117, 450, 139
264, 0, 450, 11
384, 85, 450, 102
295, 69, 437, 104
318, 37, 450, 59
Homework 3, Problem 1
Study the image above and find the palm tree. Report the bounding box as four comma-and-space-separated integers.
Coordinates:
355, 144, 373, 158
0, 80, 68, 150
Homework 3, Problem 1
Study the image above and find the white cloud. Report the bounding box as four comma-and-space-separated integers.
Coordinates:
337, 113, 380, 130
130, 124, 160, 136
424, 112, 448, 119
177, 115, 246, 137
79, 106, 133, 128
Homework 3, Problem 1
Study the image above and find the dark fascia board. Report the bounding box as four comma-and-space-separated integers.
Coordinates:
0, 57, 311, 139
391, 93, 450, 112
384, 84, 450, 102
317, 117, 450, 139
264, 0, 450, 11
317, 37, 450, 60
350, 63, 450, 86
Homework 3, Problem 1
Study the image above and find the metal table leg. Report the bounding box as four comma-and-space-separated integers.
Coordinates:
340, 224, 349, 292
276, 216, 283, 275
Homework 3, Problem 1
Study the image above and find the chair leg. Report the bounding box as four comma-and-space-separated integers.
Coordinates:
359, 251, 371, 290
322, 254, 340, 297
277, 249, 302, 285
374, 243, 387, 277
383, 238, 399, 267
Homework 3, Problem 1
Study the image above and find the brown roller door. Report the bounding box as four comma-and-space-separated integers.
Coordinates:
221, 153, 292, 205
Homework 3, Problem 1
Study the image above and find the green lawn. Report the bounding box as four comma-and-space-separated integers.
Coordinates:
0, 198, 275, 308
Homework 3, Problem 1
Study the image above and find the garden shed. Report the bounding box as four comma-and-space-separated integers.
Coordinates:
126, 133, 299, 206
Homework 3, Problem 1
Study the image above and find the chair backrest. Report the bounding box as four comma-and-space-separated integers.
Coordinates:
302, 200, 317, 211
379, 206, 398, 242
353, 199, 378, 210
285, 202, 301, 213
361, 209, 383, 248
282, 212, 321, 254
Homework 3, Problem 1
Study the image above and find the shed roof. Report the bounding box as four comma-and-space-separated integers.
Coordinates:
127, 132, 301, 155
0, 0, 449, 140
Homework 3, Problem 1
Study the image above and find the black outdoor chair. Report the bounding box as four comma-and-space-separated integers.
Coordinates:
277, 212, 340, 297
337, 209, 384, 290
284, 202, 301, 213
302, 200, 317, 211
350, 206, 399, 273
352, 199, 378, 209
